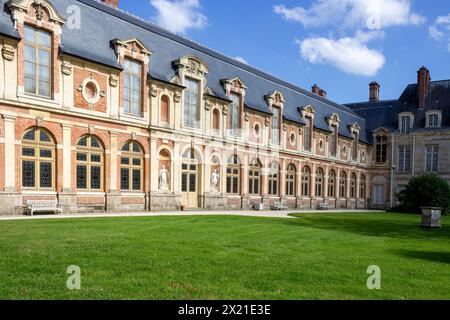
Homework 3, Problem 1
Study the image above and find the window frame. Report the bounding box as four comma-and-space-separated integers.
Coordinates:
268, 162, 279, 196
301, 166, 311, 197
76, 135, 104, 192
339, 172, 347, 198
271, 106, 281, 145
425, 145, 439, 172
285, 164, 296, 197
375, 135, 387, 164
120, 141, 144, 192
183, 76, 201, 128
303, 116, 312, 152
398, 145, 412, 173
315, 168, 324, 197
123, 58, 143, 117
226, 156, 241, 195
248, 160, 261, 196
21, 128, 55, 190
24, 25, 52, 98
328, 170, 336, 198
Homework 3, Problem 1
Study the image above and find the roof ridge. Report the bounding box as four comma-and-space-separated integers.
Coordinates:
81, 0, 363, 120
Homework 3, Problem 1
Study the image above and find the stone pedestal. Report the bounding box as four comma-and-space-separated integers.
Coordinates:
106, 192, 122, 212
203, 193, 227, 210
0, 192, 22, 215
421, 207, 442, 229
58, 192, 78, 213
150, 192, 181, 211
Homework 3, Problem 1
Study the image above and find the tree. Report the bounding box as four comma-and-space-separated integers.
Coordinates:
397, 174, 450, 214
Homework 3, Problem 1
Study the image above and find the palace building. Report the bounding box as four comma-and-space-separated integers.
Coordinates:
0, 0, 448, 214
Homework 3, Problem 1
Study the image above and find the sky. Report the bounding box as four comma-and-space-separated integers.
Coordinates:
118, 0, 450, 104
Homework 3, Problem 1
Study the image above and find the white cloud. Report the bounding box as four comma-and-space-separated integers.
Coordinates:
429, 14, 450, 52
234, 56, 248, 64
150, 0, 207, 34
274, 0, 425, 30
297, 36, 385, 76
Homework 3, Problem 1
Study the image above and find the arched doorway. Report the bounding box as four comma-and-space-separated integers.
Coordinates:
181, 148, 200, 208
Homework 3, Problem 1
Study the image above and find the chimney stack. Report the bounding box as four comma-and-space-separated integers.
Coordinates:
312, 84, 320, 95
102, 0, 119, 7
319, 89, 327, 98
417, 66, 430, 109
369, 81, 380, 102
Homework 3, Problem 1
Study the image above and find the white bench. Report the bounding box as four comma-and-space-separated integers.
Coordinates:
26, 200, 62, 216
271, 202, 288, 211
318, 202, 330, 210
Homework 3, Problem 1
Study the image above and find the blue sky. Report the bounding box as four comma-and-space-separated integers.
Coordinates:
119, 0, 450, 104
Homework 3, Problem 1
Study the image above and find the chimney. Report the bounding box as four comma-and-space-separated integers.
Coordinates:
417, 66, 430, 109
102, 0, 119, 7
312, 84, 320, 95
369, 81, 380, 102
319, 89, 327, 98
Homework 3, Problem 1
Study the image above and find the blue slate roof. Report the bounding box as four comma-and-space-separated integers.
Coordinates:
0, 0, 370, 143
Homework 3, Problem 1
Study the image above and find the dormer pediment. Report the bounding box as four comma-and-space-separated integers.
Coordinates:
173, 56, 210, 76
299, 105, 316, 119
112, 38, 152, 56
327, 112, 341, 127
221, 77, 247, 91
8, 0, 65, 27
266, 90, 285, 106
348, 122, 361, 135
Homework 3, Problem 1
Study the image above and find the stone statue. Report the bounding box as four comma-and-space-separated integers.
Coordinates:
159, 165, 169, 191
210, 169, 219, 192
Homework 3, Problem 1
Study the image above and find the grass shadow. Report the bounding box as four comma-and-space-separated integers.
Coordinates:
284, 213, 450, 241
393, 249, 450, 265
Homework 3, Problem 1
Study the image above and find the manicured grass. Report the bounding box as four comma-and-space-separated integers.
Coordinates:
0, 212, 449, 300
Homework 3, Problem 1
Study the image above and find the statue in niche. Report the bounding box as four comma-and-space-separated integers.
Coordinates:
159, 165, 169, 191
210, 169, 219, 192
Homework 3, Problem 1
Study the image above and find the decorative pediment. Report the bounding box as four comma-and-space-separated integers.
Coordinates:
326, 113, 341, 125
221, 77, 247, 94
8, 0, 65, 27
348, 122, 361, 135
173, 56, 210, 76
112, 38, 152, 56
373, 127, 390, 135
266, 90, 285, 106
299, 105, 316, 119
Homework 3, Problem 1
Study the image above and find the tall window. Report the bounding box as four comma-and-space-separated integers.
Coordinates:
425, 145, 439, 172
272, 107, 280, 145
160, 95, 170, 123
373, 185, 385, 205
183, 77, 200, 128
229, 93, 240, 135
268, 162, 279, 196
120, 141, 144, 192
359, 174, 366, 198
401, 116, 411, 134
352, 135, 358, 161
123, 59, 142, 116
21, 128, 55, 189
428, 114, 439, 128
375, 135, 387, 164
315, 168, 324, 197
248, 160, 261, 195
226, 156, 240, 195
350, 173, 357, 198
328, 170, 336, 198
24, 25, 51, 97
301, 166, 311, 197
339, 172, 347, 198
304, 117, 312, 151
76, 135, 104, 191
398, 145, 411, 173
286, 164, 296, 196
330, 125, 337, 157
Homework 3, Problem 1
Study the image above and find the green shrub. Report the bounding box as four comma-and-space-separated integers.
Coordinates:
397, 174, 450, 214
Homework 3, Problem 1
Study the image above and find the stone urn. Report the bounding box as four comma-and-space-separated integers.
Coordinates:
421, 207, 442, 229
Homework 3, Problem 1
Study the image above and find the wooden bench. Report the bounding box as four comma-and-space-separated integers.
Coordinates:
26, 200, 63, 216
271, 202, 288, 211
318, 202, 330, 210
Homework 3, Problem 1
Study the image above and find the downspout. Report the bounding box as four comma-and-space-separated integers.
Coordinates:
390, 134, 395, 208
412, 132, 416, 177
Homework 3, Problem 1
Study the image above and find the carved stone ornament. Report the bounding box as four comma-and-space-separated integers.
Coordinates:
99, 91, 106, 98
205, 103, 212, 111
299, 127, 303, 135
244, 112, 249, 122
2, 45, 15, 61
283, 125, 287, 132
265, 118, 270, 127
36, 116, 44, 127
222, 106, 228, 116
61, 61, 72, 76
34, 2, 43, 21
174, 92, 181, 103
150, 85, 158, 98
109, 74, 119, 88
76, 85, 83, 92
131, 132, 137, 141
88, 125, 95, 135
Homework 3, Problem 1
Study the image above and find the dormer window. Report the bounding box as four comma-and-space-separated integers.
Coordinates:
183, 77, 200, 128
229, 92, 241, 136
123, 58, 142, 116
272, 107, 281, 145
426, 111, 441, 129
330, 125, 338, 157
400, 115, 412, 134
24, 25, 52, 97
304, 116, 312, 151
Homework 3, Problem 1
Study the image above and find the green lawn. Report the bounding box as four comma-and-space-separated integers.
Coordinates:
0, 212, 449, 300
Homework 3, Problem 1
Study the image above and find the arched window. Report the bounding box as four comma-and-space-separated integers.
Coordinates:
339, 171, 347, 198
328, 170, 336, 198
227, 155, 241, 195
248, 159, 261, 195
160, 95, 170, 123
21, 128, 55, 189
76, 135, 104, 191
268, 162, 279, 196
285, 164, 296, 196
212, 108, 220, 132
315, 168, 324, 197
121, 141, 144, 192
350, 173, 357, 198
301, 166, 311, 197
360, 174, 366, 198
